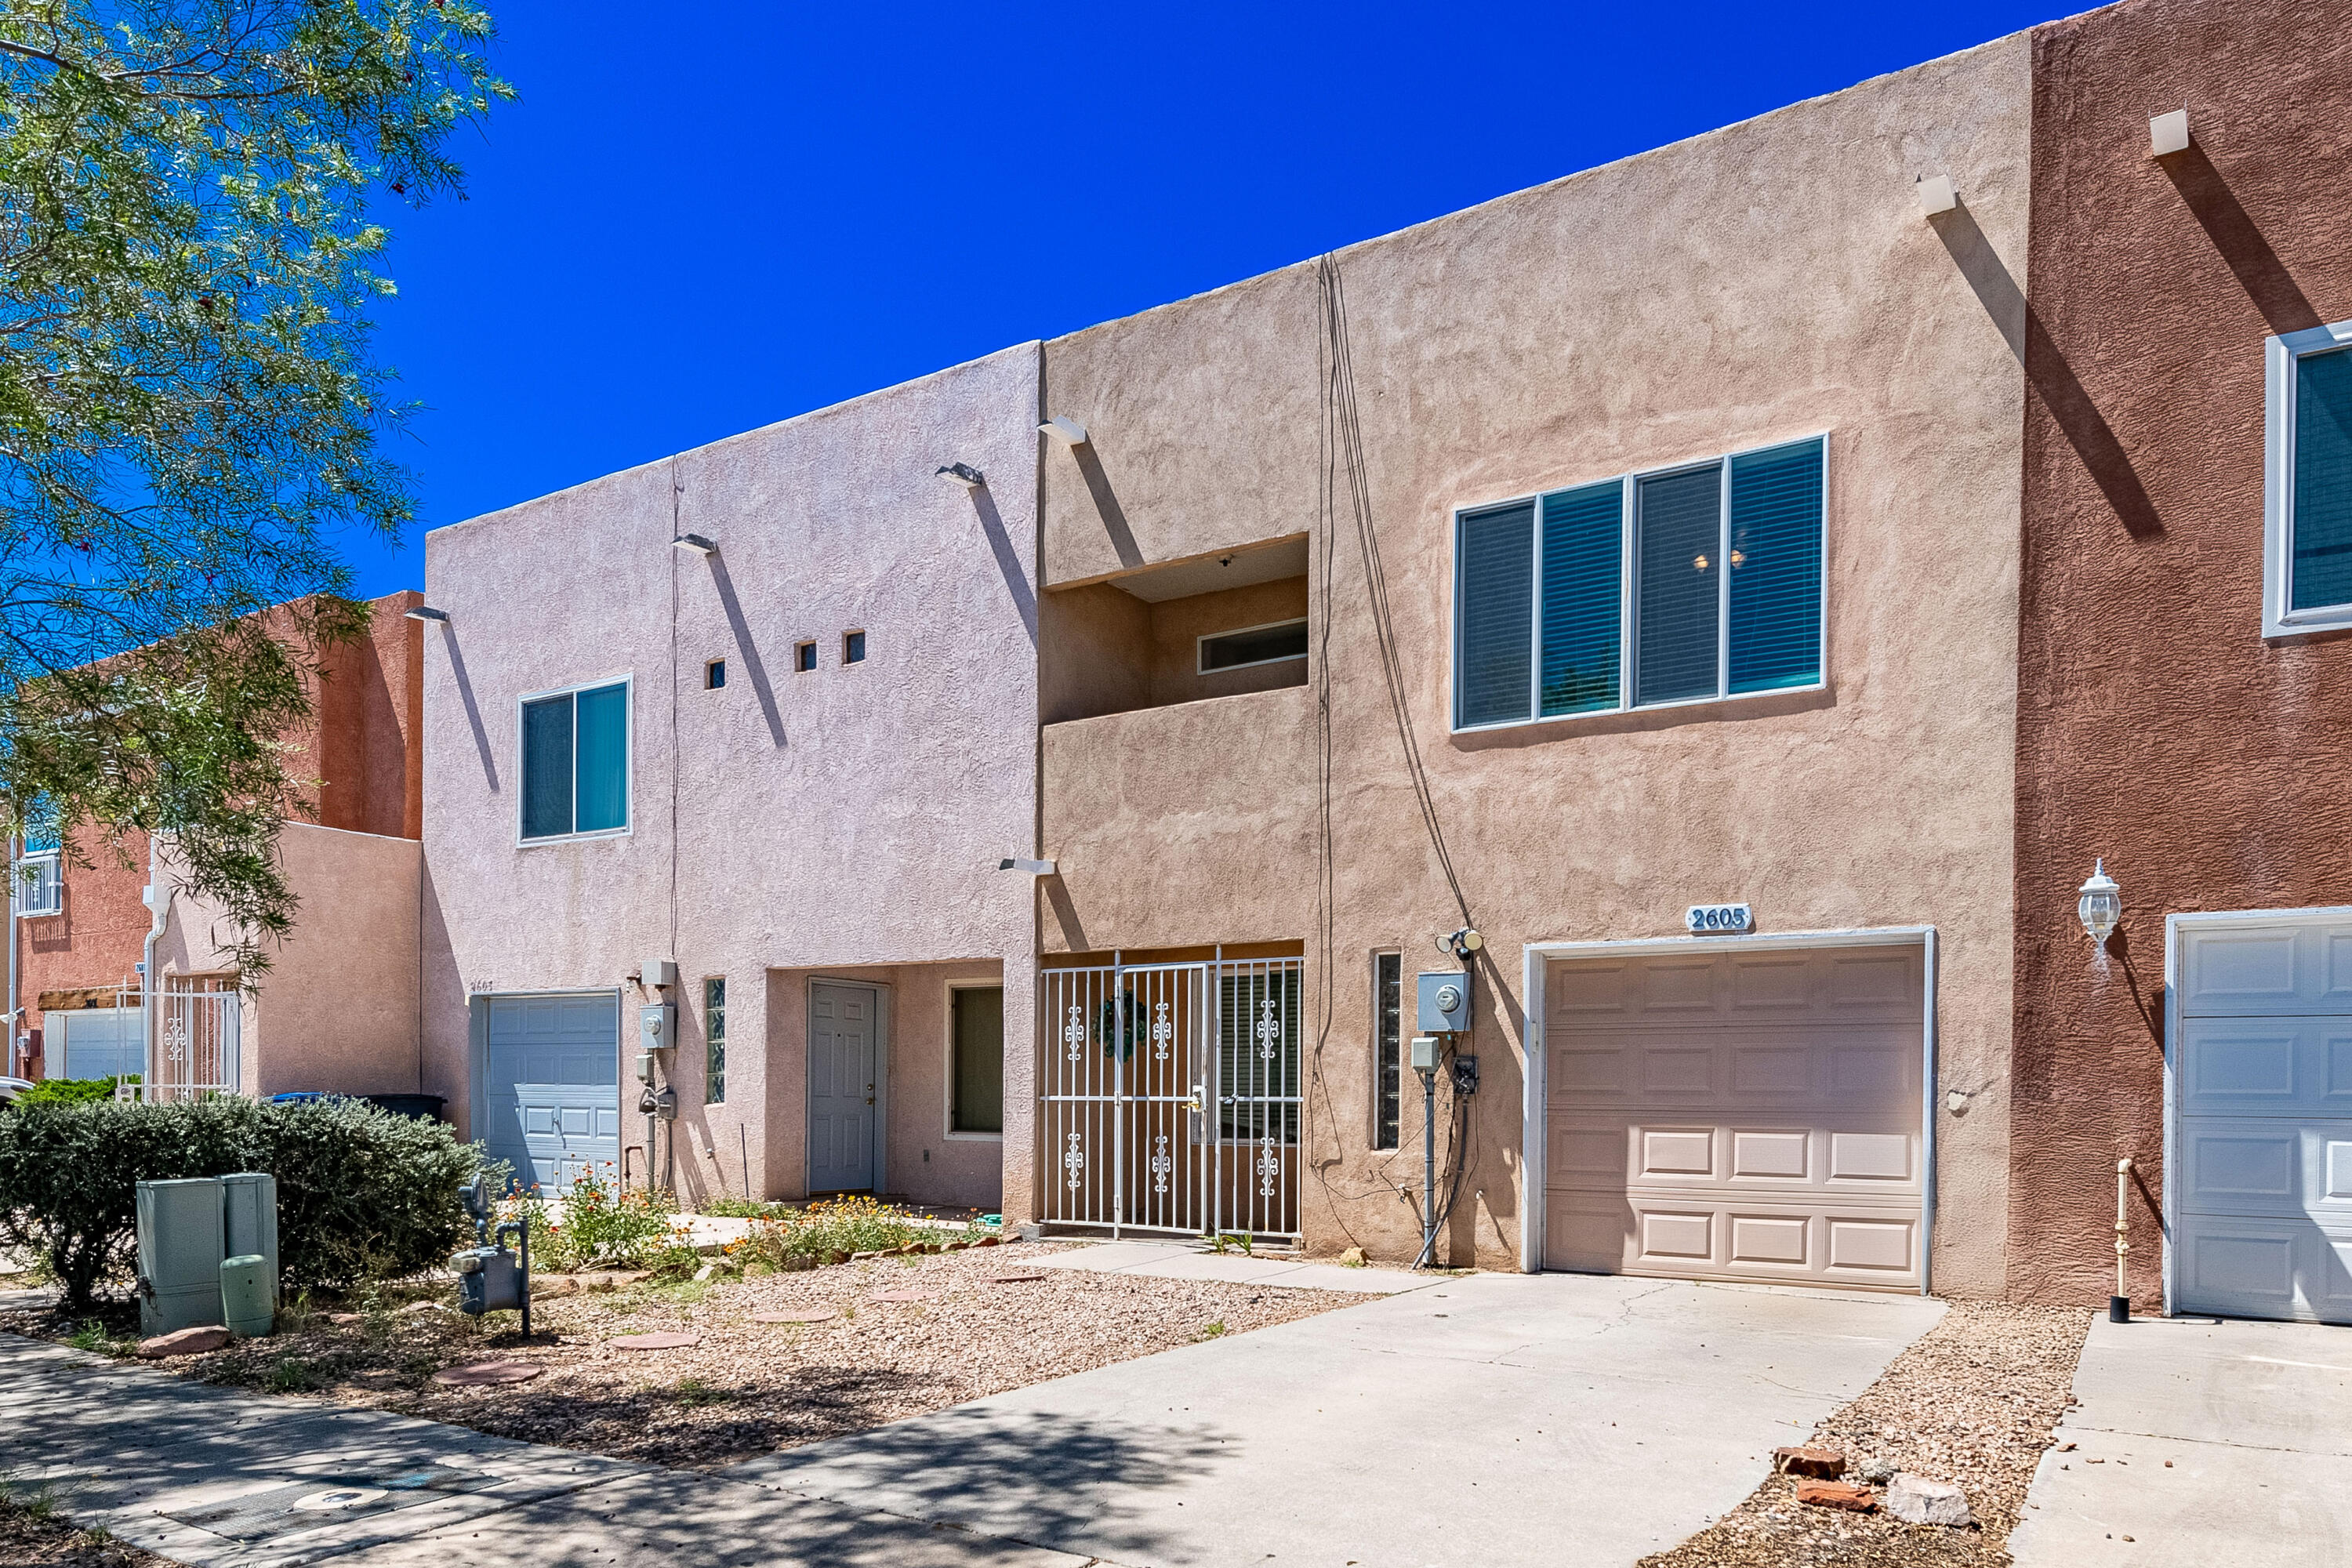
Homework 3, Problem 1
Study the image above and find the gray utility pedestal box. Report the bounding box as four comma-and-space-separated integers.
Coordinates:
135, 1173, 279, 1337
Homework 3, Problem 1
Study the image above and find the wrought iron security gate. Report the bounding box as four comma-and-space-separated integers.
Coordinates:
1040, 956, 1302, 1238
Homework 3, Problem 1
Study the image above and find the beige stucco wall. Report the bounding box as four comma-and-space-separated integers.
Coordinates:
1036, 38, 2029, 1291
157, 822, 424, 1098
422, 345, 1040, 1215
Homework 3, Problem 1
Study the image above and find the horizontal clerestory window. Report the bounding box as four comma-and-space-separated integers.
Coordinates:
1454, 436, 1826, 729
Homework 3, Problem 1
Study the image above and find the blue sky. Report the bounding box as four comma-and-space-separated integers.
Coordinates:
347, 0, 2060, 598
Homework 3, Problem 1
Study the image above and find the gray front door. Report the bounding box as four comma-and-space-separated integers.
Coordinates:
483, 993, 619, 1193
808, 982, 877, 1192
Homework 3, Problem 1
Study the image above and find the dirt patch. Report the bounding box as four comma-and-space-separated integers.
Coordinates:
1641, 1301, 2091, 1568
2, 1242, 1370, 1470
0, 1494, 182, 1568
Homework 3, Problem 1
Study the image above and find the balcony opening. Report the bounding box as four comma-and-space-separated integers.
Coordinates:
1041, 535, 1309, 724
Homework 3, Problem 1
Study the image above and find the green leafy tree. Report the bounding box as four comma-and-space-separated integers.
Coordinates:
0, 2, 508, 966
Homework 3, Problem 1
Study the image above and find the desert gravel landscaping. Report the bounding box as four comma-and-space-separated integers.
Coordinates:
1642, 1301, 2092, 1568
2, 1240, 1371, 1470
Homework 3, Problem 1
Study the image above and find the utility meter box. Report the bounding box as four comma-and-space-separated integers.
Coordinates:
1417, 971, 1470, 1035
136, 1178, 226, 1337
638, 1003, 677, 1055
219, 1171, 279, 1308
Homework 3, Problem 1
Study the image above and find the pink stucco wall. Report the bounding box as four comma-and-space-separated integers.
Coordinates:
421, 346, 1040, 1214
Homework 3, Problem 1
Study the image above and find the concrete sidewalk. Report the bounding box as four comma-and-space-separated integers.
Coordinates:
2009, 1316, 2352, 1568
1029, 1240, 1432, 1294
0, 1334, 1086, 1568
726, 1272, 1945, 1567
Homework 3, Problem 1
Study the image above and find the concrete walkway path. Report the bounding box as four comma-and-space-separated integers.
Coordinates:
725, 1273, 1945, 1567
2009, 1316, 2352, 1568
0, 1334, 1086, 1568
4, 1274, 1943, 1568
1029, 1240, 1432, 1294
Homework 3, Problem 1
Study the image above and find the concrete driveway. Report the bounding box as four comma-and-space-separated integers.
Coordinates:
2009, 1316, 2352, 1568
724, 1271, 1946, 1567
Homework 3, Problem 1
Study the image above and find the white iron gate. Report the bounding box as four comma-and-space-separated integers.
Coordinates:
147, 985, 241, 1100
1040, 957, 1302, 1238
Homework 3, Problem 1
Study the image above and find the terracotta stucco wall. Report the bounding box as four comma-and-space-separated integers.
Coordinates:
2007, 0, 2352, 1305
13, 588, 423, 1078
422, 346, 1039, 1213
1038, 38, 2031, 1285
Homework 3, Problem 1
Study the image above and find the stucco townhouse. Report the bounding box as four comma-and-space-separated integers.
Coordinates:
8, 590, 429, 1102
421, 0, 2352, 1329
417, 348, 1041, 1212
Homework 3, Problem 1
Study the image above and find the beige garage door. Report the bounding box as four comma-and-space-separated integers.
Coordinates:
1544, 943, 1926, 1292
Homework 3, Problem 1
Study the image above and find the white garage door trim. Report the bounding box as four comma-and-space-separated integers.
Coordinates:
1522, 925, 1938, 1294
2163, 906, 2352, 1322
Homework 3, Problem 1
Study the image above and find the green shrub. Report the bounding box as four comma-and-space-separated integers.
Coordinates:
532, 1164, 686, 1271
5, 1076, 139, 1109
0, 1097, 486, 1308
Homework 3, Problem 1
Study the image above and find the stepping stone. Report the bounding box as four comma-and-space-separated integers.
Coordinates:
988, 1273, 1047, 1284
432, 1359, 543, 1386
751, 1309, 839, 1324
136, 1326, 230, 1359
608, 1331, 702, 1350
866, 1290, 931, 1302
327, 1312, 367, 1326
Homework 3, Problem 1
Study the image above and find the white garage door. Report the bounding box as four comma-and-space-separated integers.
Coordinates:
1544, 943, 1926, 1292
53, 1007, 143, 1082
482, 993, 620, 1194
2174, 915, 2352, 1324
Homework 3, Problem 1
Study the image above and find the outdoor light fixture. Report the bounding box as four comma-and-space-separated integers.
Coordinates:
671, 533, 717, 556
403, 605, 450, 623
1438, 927, 1485, 960
2078, 859, 2122, 946
2150, 109, 2190, 158
937, 463, 985, 488
998, 856, 1057, 875
1039, 416, 1090, 447
1916, 174, 1957, 216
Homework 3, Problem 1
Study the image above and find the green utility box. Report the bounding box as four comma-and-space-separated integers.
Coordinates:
219, 1254, 273, 1336
134, 1172, 279, 1338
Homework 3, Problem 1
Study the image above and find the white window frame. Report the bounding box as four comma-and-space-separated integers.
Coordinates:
2263, 319, 2352, 637
14, 850, 60, 916
514, 675, 633, 848
942, 978, 1004, 1142
1196, 617, 1310, 675
1449, 432, 1831, 734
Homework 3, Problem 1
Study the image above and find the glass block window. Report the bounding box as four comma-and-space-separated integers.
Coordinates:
1374, 953, 1401, 1151
704, 977, 726, 1105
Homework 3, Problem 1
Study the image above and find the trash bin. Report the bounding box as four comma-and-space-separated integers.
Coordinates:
362, 1094, 446, 1122
269, 1091, 335, 1105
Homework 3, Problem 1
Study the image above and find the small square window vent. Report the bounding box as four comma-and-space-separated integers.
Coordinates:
705, 659, 726, 689
795, 641, 817, 673
844, 630, 867, 664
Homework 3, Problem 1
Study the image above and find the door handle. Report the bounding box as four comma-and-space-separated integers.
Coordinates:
865, 1083, 876, 1106
1187, 1083, 1204, 1114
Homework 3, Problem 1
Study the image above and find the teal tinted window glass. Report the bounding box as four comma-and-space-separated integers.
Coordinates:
1635, 466, 1722, 706
1728, 439, 1824, 693
520, 694, 574, 840
2292, 347, 2352, 612
1457, 501, 1535, 726
1540, 481, 1623, 715
21, 795, 59, 854
574, 682, 628, 833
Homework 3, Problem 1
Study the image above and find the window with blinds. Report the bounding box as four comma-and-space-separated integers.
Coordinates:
1453, 437, 1825, 728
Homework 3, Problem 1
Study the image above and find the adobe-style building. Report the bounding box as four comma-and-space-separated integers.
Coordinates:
2006, 0, 2352, 1322
9, 590, 427, 1098
418, 349, 1040, 1210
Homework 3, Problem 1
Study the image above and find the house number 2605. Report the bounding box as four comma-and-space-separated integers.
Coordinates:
1685, 903, 1755, 934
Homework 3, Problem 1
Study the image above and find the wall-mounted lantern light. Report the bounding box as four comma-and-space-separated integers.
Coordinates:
1916, 174, 1957, 216
403, 605, 450, 623
937, 463, 985, 488
1437, 927, 1484, 961
2078, 858, 2122, 946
